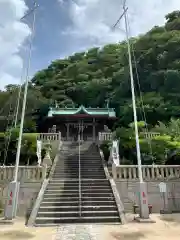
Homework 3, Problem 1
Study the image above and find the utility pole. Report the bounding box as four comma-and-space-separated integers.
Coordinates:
122, 0, 149, 219
4, 1, 39, 220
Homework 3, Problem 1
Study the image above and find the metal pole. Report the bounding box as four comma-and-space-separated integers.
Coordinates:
14, 85, 22, 128
14, 2, 37, 182
78, 122, 81, 217
123, 1, 149, 219
4, 2, 38, 220
123, 6, 143, 184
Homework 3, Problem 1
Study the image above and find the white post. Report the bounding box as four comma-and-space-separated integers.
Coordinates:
36, 140, 42, 166
123, 2, 149, 219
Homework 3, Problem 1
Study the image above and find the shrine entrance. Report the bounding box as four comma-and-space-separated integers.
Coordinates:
43, 105, 116, 142
65, 121, 95, 141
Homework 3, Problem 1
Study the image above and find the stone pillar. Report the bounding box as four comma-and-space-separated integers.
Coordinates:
66, 123, 69, 140
93, 118, 96, 141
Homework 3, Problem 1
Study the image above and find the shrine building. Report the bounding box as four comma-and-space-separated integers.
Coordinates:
43, 105, 117, 141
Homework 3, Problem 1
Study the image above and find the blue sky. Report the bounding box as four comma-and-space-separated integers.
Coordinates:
0, 0, 180, 89
24, 0, 74, 72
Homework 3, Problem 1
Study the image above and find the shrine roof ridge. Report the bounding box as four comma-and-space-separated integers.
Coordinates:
47, 105, 116, 118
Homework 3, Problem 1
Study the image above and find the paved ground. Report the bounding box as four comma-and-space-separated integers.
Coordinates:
0, 214, 180, 240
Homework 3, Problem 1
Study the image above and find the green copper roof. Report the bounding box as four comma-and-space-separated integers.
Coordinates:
48, 105, 116, 118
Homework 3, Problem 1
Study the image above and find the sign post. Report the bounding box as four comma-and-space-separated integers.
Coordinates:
159, 182, 169, 213
111, 140, 120, 166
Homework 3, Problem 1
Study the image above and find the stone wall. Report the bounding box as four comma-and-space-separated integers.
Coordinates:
0, 181, 42, 217
112, 165, 180, 214
0, 166, 47, 217
115, 180, 180, 213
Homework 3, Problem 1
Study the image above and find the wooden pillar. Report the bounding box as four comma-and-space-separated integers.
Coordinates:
93, 118, 95, 141
66, 123, 69, 140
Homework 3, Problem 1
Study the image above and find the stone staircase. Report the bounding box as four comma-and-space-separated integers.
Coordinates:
34, 141, 121, 225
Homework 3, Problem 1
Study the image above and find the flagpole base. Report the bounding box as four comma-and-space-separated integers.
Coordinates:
134, 217, 155, 223
4, 181, 20, 220
138, 182, 150, 219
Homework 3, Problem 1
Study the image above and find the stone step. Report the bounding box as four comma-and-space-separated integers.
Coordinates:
44, 192, 114, 198
52, 173, 106, 176
54, 167, 104, 170
49, 178, 109, 181
46, 187, 112, 191
44, 191, 114, 197
35, 216, 120, 225
53, 171, 105, 174
49, 179, 110, 185
47, 183, 110, 188
52, 174, 105, 179
37, 210, 119, 218
55, 164, 103, 168
52, 174, 106, 177
39, 205, 117, 212
40, 200, 116, 206
43, 197, 115, 202
52, 175, 106, 178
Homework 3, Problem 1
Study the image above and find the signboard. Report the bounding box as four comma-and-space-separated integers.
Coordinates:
159, 182, 167, 193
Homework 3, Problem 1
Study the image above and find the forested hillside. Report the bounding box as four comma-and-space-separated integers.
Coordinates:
1, 11, 180, 165
31, 10, 180, 127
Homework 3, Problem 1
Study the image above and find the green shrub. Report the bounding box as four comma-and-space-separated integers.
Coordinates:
0, 132, 38, 165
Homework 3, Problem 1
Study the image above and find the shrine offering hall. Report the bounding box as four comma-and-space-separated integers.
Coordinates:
43, 105, 116, 141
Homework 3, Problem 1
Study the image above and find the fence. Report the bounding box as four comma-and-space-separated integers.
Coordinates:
140, 132, 160, 139
112, 165, 180, 180
0, 166, 47, 183
37, 132, 61, 142
98, 132, 112, 141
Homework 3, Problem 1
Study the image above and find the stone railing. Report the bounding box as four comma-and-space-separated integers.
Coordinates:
37, 132, 61, 142
0, 166, 47, 183
112, 165, 180, 180
140, 132, 160, 139
98, 132, 112, 142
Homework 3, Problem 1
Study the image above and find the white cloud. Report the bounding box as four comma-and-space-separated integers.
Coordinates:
62, 0, 180, 51
0, 0, 30, 90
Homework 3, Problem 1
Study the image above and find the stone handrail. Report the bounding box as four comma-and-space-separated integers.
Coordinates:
37, 132, 61, 142
140, 132, 160, 139
27, 179, 49, 226
0, 166, 47, 183
112, 165, 180, 180
99, 132, 112, 141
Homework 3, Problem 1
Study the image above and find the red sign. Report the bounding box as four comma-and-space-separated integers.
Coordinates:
142, 192, 146, 198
